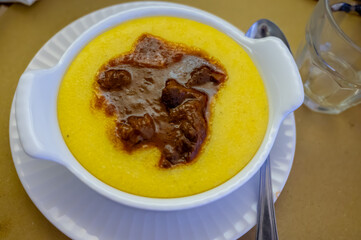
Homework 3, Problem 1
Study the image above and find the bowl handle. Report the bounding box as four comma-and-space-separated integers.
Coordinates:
245, 36, 304, 122
15, 67, 66, 166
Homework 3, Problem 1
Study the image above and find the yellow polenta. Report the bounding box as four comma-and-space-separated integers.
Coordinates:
57, 17, 268, 198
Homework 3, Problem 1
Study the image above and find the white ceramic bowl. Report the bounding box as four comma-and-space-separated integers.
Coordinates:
15, 3, 303, 211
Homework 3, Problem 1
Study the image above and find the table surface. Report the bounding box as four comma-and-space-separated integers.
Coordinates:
1, 0, 361, 239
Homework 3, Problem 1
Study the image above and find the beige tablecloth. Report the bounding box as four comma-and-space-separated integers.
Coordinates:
1, 0, 360, 239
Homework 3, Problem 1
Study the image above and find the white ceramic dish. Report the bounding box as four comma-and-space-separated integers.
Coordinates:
15, 2, 303, 211
10, 3, 297, 238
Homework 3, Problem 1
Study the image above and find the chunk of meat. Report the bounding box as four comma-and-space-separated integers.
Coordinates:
186, 66, 226, 87
169, 99, 206, 122
161, 79, 207, 109
116, 114, 155, 148
180, 121, 198, 142
161, 79, 192, 109
160, 130, 193, 167
160, 99, 207, 166
122, 36, 184, 68
97, 69, 131, 90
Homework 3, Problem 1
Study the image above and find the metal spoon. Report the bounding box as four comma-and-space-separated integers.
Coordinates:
246, 19, 291, 240
246, 19, 291, 53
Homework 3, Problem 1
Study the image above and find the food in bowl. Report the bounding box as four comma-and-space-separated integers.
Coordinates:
94, 33, 227, 168
57, 16, 269, 198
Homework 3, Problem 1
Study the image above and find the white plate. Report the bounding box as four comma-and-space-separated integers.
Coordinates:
9, 2, 296, 239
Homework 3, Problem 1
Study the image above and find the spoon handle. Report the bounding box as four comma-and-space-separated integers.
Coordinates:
256, 155, 279, 240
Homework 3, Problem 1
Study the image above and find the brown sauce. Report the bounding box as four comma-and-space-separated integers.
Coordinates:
94, 34, 227, 168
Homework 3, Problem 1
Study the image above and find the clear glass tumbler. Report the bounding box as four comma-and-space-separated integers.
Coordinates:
296, 0, 361, 114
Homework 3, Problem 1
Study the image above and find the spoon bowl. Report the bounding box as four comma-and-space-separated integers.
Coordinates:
246, 19, 291, 53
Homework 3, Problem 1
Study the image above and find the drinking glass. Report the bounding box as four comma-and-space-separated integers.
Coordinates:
296, 0, 361, 114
